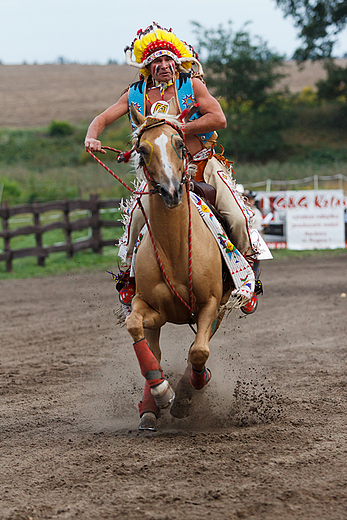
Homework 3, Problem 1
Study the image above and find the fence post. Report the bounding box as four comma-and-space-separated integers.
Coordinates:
90, 194, 102, 253
33, 202, 45, 267
266, 179, 271, 192
338, 174, 343, 191
314, 175, 319, 190
63, 200, 73, 258
2, 202, 13, 272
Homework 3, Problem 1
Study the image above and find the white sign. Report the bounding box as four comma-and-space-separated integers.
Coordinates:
274, 190, 346, 250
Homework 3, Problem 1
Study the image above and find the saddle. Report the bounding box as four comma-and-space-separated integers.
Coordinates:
192, 180, 216, 207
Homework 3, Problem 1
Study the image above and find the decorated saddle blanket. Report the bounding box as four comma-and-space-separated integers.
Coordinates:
130, 193, 255, 303
190, 193, 255, 301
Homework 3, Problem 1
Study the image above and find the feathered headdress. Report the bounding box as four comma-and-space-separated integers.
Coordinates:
124, 22, 203, 77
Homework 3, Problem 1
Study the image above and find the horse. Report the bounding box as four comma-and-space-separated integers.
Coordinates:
125, 100, 232, 431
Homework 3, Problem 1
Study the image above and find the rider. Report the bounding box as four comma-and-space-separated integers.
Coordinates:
85, 23, 260, 312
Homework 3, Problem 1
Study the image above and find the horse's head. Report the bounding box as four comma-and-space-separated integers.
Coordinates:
131, 99, 187, 209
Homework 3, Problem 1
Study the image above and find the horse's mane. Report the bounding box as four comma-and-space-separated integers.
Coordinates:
132, 113, 183, 141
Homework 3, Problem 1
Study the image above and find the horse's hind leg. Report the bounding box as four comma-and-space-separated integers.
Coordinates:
209, 290, 231, 339
126, 298, 175, 411
191, 298, 228, 391
170, 364, 194, 418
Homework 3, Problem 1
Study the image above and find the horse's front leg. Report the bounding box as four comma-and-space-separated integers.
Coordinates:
188, 296, 220, 390
137, 328, 161, 431
126, 296, 175, 413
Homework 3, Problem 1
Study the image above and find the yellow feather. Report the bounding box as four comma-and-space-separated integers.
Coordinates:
132, 28, 193, 68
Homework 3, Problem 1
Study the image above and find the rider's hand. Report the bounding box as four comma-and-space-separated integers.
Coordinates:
84, 138, 106, 153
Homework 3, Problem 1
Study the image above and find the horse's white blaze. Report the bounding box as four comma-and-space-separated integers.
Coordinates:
154, 134, 175, 193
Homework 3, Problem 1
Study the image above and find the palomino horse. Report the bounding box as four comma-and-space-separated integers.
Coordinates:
126, 100, 231, 431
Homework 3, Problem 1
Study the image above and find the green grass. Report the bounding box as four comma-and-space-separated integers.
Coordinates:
1, 114, 346, 279
270, 248, 347, 261
1, 109, 347, 205
0, 119, 136, 205
235, 159, 347, 191
0, 158, 136, 204
1, 246, 346, 280
0, 247, 121, 280
3, 208, 123, 248
0, 207, 124, 279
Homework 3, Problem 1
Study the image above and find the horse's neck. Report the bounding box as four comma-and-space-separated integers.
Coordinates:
148, 193, 189, 259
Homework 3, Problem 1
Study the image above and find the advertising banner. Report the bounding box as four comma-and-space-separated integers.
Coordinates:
274, 190, 345, 249
285, 190, 345, 249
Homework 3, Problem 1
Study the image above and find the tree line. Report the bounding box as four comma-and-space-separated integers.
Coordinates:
192, 2, 347, 161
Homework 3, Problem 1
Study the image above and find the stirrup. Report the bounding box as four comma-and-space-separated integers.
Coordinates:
254, 279, 263, 296
119, 281, 135, 306
110, 267, 136, 306
241, 294, 258, 314
113, 267, 131, 292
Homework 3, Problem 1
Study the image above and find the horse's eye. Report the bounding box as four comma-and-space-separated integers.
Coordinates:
175, 137, 184, 149
172, 136, 184, 153
138, 142, 153, 166
139, 145, 150, 157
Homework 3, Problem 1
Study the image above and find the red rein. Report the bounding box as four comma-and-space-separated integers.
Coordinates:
87, 146, 150, 195
87, 139, 195, 319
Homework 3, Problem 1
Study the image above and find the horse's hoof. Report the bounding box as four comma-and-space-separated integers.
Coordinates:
138, 412, 157, 431
170, 367, 194, 418
150, 380, 175, 409
190, 367, 212, 390
170, 396, 191, 418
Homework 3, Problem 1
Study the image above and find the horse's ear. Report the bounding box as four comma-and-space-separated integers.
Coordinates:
130, 102, 145, 127
168, 97, 177, 116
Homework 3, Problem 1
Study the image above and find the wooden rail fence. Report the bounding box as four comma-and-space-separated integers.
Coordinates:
0, 194, 122, 272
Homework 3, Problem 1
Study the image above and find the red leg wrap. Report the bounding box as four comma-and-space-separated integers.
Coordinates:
133, 338, 164, 388
190, 366, 211, 390
138, 381, 159, 418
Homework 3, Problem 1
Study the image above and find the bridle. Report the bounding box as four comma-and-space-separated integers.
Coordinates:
134, 117, 190, 195
134, 117, 194, 319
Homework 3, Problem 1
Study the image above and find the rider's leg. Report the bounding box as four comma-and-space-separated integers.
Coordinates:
202, 157, 263, 312
119, 196, 148, 268
117, 196, 148, 305
202, 156, 254, 258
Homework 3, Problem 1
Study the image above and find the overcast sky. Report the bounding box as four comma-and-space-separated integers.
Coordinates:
2, 0, 347, 65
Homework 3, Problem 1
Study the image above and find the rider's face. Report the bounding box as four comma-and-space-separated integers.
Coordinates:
149, 56, 176, 82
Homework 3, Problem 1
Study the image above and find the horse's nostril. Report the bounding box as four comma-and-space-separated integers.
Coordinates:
158, 182, 183, 208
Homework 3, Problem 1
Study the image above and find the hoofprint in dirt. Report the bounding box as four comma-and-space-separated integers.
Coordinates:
0, 253, 347, 519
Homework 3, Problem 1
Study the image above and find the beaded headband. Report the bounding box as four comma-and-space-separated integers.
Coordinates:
124, 22, 204, 77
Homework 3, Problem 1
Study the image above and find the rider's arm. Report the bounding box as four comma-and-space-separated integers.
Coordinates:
184, 78, 227, 137
84, 92, 129, 152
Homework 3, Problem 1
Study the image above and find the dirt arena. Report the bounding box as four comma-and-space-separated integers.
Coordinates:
1, 252, 347, 519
